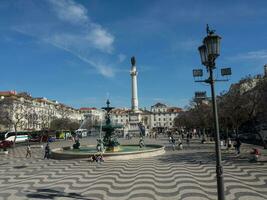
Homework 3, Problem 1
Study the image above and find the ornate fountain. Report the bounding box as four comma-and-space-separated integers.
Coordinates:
100, 99, 122, 152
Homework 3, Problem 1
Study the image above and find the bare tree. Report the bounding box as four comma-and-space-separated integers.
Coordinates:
80, 115, 100, 130
219, 84, 248, 137
50, 118, 80, 132
242, 77, 267, 148
0, 97, 27, 146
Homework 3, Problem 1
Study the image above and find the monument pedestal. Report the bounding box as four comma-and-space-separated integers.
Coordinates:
128, 112, 142, 136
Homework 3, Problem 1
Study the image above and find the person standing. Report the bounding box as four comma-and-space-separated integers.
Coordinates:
25, 144, 31, 158
235, 137, 242, 155
44, 143, 50, 159
171, 137, 176, 151
178, 138, 183, 150
186, 133, 190, 147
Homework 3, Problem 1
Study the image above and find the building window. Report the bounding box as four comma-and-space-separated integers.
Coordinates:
159, 118, 161, 121
170, 123, 172, 126
163, 118, 165, 121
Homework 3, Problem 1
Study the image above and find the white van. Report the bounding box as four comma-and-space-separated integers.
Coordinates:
75, 129, 88, 138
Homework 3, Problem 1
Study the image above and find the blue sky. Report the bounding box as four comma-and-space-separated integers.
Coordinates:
0, 0, 267, 109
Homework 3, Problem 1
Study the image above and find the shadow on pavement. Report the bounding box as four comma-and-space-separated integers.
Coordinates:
26, 188, 95, 200
158, 150, 260, 166
13, 165, 27, 169
158, 151, 216, 165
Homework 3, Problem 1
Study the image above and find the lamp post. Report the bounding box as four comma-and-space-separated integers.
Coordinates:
198, 25, 225, 200
99, 115, 103, 140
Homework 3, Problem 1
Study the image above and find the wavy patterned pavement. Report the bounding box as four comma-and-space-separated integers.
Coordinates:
0, 137, 267, 200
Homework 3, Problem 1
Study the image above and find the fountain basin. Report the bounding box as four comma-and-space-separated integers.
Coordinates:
51, 144, 165, 160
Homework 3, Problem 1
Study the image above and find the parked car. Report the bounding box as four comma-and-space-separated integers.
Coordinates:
48, 137, 56, 142
0, 140, 14, 149
29, 135, 48, 143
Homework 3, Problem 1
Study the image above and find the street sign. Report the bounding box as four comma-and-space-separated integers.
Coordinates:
193, 69, 203, 77
221, 68, 231, 76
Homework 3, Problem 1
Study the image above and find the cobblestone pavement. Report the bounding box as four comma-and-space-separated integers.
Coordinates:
0, 136, 267, 200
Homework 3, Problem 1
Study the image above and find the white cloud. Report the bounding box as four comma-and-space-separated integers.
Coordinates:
47, 0, 88, 24
86, 25, 114, 53
43, 36, 115, 77
228, 50, 267, 61
118, 53, 126, 63
12, 0, 120, 77
47, 0, 114, 54
168, 38, 199, 54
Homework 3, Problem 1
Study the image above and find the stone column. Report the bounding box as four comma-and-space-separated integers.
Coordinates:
130, 56, 139, 112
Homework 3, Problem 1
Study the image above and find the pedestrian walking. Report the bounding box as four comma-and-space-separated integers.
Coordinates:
44, 143, 50, 159
178, 138, 183, 150
25, 144, 31, 158
171, 137, 176, 151
169, 135, 172, 144
186, 134, 190, 147
235, 137, 242, 155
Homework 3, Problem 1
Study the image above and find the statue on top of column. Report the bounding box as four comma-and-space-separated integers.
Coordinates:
131, 56, 136, 66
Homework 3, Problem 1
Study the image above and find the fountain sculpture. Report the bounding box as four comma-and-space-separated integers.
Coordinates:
101, 99, 122, 152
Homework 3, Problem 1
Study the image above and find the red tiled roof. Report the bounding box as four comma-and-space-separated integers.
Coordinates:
167, 107, 183, 113
0, 91, 17, 95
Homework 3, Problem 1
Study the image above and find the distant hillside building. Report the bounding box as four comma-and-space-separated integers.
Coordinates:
0, 91, 83, 131
0, 91, 182, 135
230, 64, 267, 94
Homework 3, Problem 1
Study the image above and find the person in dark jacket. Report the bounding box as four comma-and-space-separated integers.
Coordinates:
235, 137, 242, 155
44, 143, 50, 159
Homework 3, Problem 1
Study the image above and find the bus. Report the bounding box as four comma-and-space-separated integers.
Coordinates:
0, 131, 29, 143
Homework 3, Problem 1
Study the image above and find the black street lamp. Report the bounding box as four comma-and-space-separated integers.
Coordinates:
197, 25, 225, 200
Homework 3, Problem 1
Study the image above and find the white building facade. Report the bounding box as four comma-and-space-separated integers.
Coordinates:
150, 103, 181, 129
108, 103, 182, 135
0, 91, 83, 131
